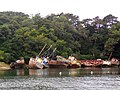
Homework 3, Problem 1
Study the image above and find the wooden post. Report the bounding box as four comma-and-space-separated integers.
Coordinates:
108, 51, 112, 60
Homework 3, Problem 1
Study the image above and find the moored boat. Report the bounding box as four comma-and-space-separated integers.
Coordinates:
79, 59, 103, 67
79, 58, 120, 67
10, 57, 26, 69
28, 57, 49, 69
111, 58, 119, 66
48, 60, 68, 68
102, 58, 120, 67
48, 56, 81, 68
102, 60, 111, 67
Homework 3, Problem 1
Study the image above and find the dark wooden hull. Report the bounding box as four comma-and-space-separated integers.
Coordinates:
48, 60, 80, 68
10, 62, 26, 69
67, 64, 80, 68
48, 60, 68, 68
48, 64, 67, 68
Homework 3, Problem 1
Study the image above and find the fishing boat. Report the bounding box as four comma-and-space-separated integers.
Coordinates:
48, 56, 81, 68
28, 57, 49, 69
102, 58, 119, 67
10, 57, 26, 69
79, 59, 103, 67
111, 58, 119, 66
28, 44, 50, 69
48, 60, 68, 68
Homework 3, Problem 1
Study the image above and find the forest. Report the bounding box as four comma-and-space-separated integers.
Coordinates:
0, 11, 120, 63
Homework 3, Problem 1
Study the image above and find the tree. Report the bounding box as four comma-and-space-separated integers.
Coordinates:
104, 22, 120, 59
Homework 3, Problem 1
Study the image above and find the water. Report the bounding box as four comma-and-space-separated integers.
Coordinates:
0, 67, 120, 90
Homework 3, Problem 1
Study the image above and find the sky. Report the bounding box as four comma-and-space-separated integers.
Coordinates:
1, 0, 120, 20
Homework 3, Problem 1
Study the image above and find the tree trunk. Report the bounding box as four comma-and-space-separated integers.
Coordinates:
108, 52, 112, 60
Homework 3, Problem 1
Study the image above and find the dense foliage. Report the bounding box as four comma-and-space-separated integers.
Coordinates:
0, 11, 120, 63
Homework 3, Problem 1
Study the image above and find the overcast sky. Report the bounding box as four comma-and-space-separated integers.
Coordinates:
1, 0, 120, 20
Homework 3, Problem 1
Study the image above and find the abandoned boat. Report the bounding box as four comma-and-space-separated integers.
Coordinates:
79, 59, 103, 67
10, 57, 26, 69
48, 56, 81, 68
28, 57, 49, 69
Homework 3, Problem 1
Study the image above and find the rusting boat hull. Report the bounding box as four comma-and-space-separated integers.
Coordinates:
10, 62, 26, 69
48, 60, 68, 68
28, 62, 49, 69
79, 60, 103, 67
48, 60, 80, 68
67, 64, 80, 68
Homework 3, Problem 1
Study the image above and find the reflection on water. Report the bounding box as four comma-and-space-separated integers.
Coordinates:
29, 69, 48, 77
0, 67, 120, 90
16, 69, 24, 76
79, 67, 120, 76
0, 67, 119, 77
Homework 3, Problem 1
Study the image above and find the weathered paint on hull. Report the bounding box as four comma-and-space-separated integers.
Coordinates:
10, 62, 26, 69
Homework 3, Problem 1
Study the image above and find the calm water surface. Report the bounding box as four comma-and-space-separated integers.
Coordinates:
0, 67, 120, 90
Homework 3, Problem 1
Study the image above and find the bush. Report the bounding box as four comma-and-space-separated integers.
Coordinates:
0, 50, 10, 63
79, 54, 94, 60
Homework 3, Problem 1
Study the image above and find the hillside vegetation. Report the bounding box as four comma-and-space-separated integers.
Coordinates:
0, 12, 120, 63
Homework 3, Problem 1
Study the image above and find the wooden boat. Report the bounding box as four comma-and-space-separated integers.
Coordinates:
102, 60, 111, 67
10, 58, 26, 69
79, 58, 119, 67
102, 58, 119, 67
79, 59, 103, 67
10, 62, 26, 69
48, 60, 68, 68
67, 63, 81, 68
48, 56, 81, 68
111, 58, 119, 66
28, 57, 49, 69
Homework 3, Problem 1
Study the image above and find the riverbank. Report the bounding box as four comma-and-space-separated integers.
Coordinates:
0, 62, 10, 70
